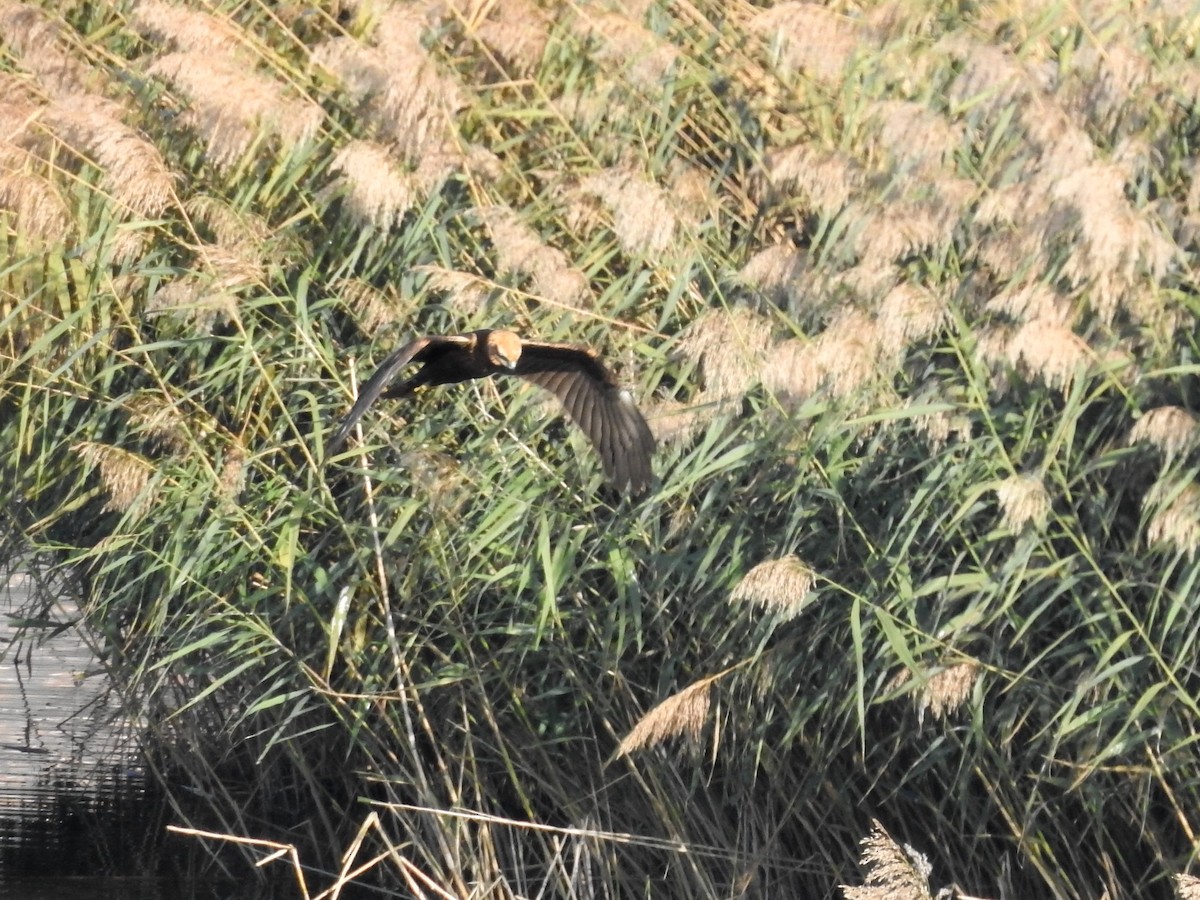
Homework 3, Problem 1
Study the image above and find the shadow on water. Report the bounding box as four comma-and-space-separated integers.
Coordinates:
0, 560, 252, 900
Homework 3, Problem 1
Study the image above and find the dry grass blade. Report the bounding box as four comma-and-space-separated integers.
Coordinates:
841, 820, 934, 900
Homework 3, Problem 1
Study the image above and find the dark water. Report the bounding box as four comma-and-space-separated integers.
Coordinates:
0, 564, 177, 899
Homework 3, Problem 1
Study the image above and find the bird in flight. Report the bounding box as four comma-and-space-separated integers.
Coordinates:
326, 329, 655, 494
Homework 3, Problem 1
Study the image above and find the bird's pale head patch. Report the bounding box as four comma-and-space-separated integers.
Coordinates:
488, 330, 522, 369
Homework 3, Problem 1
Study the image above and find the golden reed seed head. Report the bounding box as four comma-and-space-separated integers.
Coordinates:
763, 143, 858, 217
577, 169, 677, 255
676, 307, 773, 402
917, 661, 980, 723
1128, 406, 1200, 461
129, 0, 244, 54
616, 677, 712, 757
842, 819, 935, 900
729, 555, 816, 620
749, 4, 867, 86
330, 140, 414, 231
1176, 873, 1200, 900
572, 9, 680, 90
481, 205, 591, 308
74, 441, 155, 515
995, 474, 1051, 530
1145, 481, 1200, 560
41, 96, 175, 219
0, 172, 72, 244
1007, 320, 1093, 394
148, 52, 322, 169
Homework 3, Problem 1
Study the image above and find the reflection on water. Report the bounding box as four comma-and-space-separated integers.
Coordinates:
0, 562, 161, 896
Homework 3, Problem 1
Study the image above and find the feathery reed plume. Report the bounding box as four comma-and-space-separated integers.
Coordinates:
0, 2, 99, 94
869, 99, 964, 173
761, 307, 895, 407
74, 441, 156, 515
877, 284, 946, 355
617, 676, 713, 756
763, 144, 859, 217
1006, 320, 1092, 394
729, 556, 815, 620
907, 392, 971, 450
852, 198, 954, 264
129, 0, 245, 54
481, 206, 590, 308
749, 3, 869, 85
0, 172, 72, 244
577, 168, 677, 255
329, 140, 414, 230
1069, 41, 1153, 132
1051, 162, 1177, 323
572, 9, 680, 90
917, 660, 979, 723
1176, 873, 1200, 900
41, 95, 174, 218
995, 474, 1051, 530
1128, 406, 1200, 462
148, 52, 323, 169
125, 391, 191, 453
217, 445, 246, 502
1145, 481, 1200, 559
312, 6, 465, 160
646, 399, 711, 444
675, 307, 772, 402
414, 265, 494, 313
829, 261, 901, 305
740, 243, 810, 308
336, 278, 406, 335
842, 819, 934, 900
986, 282, 1073, 326
943, 37, 1038, 117
458, 0, 550, 75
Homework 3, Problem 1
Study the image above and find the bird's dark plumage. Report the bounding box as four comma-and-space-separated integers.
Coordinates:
326, 329, 655, 494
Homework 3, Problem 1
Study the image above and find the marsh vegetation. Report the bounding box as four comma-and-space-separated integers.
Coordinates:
3, 1, 1200, 897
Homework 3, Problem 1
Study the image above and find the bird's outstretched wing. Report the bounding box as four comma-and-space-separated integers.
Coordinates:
513, 341, 655, 494
325, 335, 465, 457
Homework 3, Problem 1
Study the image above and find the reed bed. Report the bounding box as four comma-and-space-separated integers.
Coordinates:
3, 1, 1200, 897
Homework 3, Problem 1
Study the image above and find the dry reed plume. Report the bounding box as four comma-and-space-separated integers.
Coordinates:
841, 820, 934, 900
571, 8, 680, 90
481, 206, 591, 308
330, 140, 414, 231
917, 661, 980, 723
147, 51, 322, 169
729, 555, 815, 620
1128, 407, 1200, 462
1145, 481, 1200, 559
577, 168, 679, 255
455, 0, 550, 75
1177, 874, 1200, 900
617, 676, 713, 757
74, 441, 156, 515
995, 474, 1051, 531
748, 3, 870, 86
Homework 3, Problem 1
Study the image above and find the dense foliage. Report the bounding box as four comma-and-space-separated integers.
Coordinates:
3, 1, 1200, 897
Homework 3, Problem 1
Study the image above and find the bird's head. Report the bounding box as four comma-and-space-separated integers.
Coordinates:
487, 330, 523, 370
